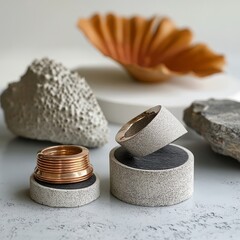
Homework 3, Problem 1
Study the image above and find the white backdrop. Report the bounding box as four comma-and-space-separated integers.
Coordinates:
0, 0, 239, 88
1, 0, 239, 52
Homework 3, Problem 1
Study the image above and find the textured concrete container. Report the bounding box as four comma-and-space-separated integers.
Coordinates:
110, 144, 194, 206
30, 174, 100, 207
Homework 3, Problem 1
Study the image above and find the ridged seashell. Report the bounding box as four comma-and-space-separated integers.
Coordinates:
78, 13, 225, 83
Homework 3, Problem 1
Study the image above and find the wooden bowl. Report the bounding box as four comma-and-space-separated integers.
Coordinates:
78, 13, 225, 83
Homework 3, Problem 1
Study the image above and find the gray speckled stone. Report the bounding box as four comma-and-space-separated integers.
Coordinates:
184, 99, 240, 162
116, 105, 187, 157
29, 174, 100, 208
110, 144, 194, 207
0, 58, 108, 148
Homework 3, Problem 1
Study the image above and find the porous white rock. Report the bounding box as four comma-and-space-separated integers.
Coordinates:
1, 58, 108, 147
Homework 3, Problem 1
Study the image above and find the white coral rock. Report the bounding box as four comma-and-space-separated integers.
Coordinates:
1, 58, 109, 147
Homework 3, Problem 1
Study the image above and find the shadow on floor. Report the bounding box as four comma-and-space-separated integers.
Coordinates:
176, 130, 240, 172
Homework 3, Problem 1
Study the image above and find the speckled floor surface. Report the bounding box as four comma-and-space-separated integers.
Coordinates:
1, 109, 240, 240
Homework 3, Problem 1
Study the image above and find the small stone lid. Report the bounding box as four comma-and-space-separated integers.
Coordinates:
116, 105, 187, 157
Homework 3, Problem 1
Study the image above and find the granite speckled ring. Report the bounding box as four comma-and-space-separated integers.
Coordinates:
116, 105, 187, 157
30, 174, 100, 208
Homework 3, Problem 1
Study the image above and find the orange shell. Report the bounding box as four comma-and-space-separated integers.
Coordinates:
78, 13, 225, 83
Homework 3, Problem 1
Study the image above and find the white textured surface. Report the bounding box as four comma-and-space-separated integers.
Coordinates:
30, 175, 100, 208
110, 144, 194, 206
1, 110, 240, 239
1, 58, 108, 147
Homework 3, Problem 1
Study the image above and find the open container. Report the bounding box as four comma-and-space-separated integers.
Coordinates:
30, 145, 100, 208
110, 105, 194, 207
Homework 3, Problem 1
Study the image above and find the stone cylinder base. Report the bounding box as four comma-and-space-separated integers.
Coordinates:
30, 174, 100, 208
110, 144, 194, 207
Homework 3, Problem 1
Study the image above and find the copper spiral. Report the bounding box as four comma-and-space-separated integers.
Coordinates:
34, 145, 93, 184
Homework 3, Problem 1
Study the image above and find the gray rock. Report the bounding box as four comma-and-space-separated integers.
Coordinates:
1, 58, 108, 147
184, 99, 240, 161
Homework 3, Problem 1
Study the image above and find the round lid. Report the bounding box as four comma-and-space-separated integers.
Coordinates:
116, 105, 187, 157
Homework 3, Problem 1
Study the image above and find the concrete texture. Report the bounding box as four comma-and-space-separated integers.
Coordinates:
116, 105, 187, 157
184, 99, 240, 162
30, 174, 100, 208
110, 144, 194, 207
0, 58, 108, 147
1, 122, 240, 240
